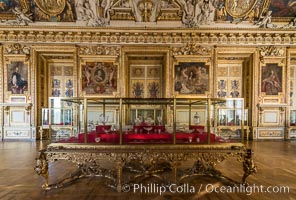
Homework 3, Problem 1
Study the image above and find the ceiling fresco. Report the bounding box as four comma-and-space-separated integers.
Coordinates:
0, 0, 294, 26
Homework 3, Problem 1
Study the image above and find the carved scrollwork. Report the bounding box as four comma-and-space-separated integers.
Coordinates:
4, 43, 31, 55
259, 46, 285, 57
259, 46, 285, 63
34, 150, 49, 189
242, 149, 257, 184
36, 144, 255, 191
25, 103, 32, 111
172, 44, 211, 56
79, 45, 120, 56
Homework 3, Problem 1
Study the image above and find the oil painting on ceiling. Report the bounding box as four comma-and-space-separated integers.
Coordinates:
0, 0, 22, 18
0, 0, 294, 23
270, 0, 296, 17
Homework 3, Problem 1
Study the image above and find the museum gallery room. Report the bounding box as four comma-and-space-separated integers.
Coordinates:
0, 0, 296, 199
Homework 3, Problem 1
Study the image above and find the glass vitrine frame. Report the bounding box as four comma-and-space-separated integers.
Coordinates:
46, 97, 246, 144
216, 98, 247, 140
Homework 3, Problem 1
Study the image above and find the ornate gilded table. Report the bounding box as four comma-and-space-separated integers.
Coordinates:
35, 143, 256, 192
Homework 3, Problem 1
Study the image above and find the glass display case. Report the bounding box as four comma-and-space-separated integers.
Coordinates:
216, 98, 247, 140
45, 97, 246, 144
41, 108, 49, 128
289, 110, 296, 139
45, 97, 81, 142
290, 110, 296, 126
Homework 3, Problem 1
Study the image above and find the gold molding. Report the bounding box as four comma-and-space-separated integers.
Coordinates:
0, 27, 295, 45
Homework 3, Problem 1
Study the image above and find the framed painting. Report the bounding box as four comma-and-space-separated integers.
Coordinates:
7, 61, 28, 94
0, 0, 28, 20
174, 62, 209, 96
81, 61, 117, 96
261, 63, 283, 96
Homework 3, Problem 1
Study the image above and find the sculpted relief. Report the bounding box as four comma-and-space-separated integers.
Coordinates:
75, 0, 114, 26
177, 0, 218, 27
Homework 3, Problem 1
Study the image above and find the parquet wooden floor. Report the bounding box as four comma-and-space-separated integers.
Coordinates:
0, 141, 295, 200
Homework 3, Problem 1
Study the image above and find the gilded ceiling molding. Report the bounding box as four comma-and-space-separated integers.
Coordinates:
0, 29, 295, 46
172, 44, 211, 56
79, 45, 120, 56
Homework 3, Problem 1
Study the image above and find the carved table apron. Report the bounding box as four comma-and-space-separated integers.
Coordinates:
35, 143, 256, 192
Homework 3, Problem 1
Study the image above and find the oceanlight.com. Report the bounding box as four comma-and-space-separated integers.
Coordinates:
121, 183, 290, 196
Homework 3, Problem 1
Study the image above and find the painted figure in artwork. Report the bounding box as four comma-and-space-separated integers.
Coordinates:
175, 62, 209, 95
262, 70, 282, 95
10, 65, 28, 94
0, 0, 19, 11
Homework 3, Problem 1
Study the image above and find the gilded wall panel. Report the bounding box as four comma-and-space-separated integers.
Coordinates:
129, 64, 162, 98
229, 66, 241, 77
216, 67, 227, 77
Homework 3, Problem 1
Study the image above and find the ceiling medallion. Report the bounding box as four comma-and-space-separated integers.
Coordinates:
225, 0, 258, 19
33, 0, 66, 16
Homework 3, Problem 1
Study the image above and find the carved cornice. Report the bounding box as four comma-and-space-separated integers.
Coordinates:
0, 27, 295, 46
79, 45, 120, 56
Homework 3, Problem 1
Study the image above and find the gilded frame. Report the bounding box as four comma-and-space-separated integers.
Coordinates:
4, 55, 30, 100
80, 56, 119, 97
259, 60, 285, 104
173, 58, 211, 97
